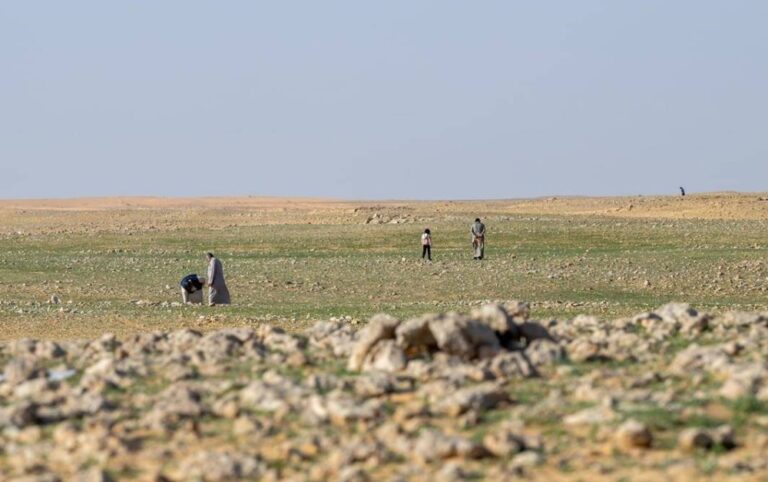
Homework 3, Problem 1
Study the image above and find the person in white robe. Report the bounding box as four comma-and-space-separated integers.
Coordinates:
205, 252, 231, 306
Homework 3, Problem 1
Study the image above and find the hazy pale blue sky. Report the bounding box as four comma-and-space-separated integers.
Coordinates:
2, 1, 767, 200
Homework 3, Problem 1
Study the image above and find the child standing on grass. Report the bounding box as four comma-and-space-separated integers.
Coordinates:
421, 228, 432, 261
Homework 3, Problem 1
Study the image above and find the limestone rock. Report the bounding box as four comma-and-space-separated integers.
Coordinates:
484, 351, 536, 380
428, 313, 477, 359
564, 406, 616, 426
655, 303, 710, 336
567, 338, 604, 363
615, 419, 653, 450
3, 358, 44, 386
516, 321, 555, 345
669, 344, 732, 376
525, 338, 565, 367
306, 320, 357, 357
510, 451, 543, 471
471, 303, 519, 337
712, 424, 737, 450
354, 372, 397, 398
428, 313, 500, 360
434, 383, 509, 417
483, 424, 526, 457
395, 316, 436, 351
177, 451, 264, 481
361, 340, 407, 373
348, 314, 400, 371
678, 428, 714, 452
411, 428, 485, 463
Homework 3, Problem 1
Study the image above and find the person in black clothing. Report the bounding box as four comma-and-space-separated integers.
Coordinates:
180, 273, 204, 304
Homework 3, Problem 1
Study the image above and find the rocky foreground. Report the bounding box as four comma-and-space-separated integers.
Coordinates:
2, 303, 768, 481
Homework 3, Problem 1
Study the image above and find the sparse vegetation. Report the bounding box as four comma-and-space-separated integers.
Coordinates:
3, 194, 768, 340
1, 194, 768, 480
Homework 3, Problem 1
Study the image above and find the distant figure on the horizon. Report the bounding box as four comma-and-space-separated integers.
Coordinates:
680, 186, 686, 197
471, 218, 486, 260
206, 252, 230, 306
421, 228, 432, 261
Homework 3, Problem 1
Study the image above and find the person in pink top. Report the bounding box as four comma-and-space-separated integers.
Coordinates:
421, 228, 432, 261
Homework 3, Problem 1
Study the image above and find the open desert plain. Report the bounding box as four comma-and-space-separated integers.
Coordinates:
2, 193, 768, 481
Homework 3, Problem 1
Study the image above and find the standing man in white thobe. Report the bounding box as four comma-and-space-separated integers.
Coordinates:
206, 252, 231, 306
